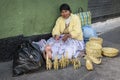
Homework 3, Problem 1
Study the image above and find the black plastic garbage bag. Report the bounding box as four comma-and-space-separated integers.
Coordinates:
13, 41, 45, 76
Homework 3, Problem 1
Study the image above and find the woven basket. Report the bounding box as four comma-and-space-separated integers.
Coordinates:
102, 47, 119, 57
86, 47, 102, 57
89, 37, 103, 45
86, 42, 102, 57
86, 41, 102, 49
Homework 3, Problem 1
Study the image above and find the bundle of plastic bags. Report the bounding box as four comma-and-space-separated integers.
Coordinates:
13, 41, 45, 76
82, 25, 97, 43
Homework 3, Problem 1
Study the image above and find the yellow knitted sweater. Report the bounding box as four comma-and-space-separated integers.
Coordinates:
52, 13, 83, 40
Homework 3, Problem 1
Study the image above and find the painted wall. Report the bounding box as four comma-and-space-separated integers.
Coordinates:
0, 0, 88, 39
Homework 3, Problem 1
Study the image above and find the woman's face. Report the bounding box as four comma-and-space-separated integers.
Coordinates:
61, 10, 70, 19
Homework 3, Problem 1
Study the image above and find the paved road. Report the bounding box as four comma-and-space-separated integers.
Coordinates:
0, 27, 120, 80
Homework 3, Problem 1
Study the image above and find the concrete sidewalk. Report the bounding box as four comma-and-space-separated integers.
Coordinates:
0, 27, 120, 80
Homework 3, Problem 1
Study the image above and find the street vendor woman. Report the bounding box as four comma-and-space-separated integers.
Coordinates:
37, 3, 84, 60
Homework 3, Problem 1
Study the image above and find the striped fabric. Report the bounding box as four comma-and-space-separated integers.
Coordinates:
77, 11, 91, 27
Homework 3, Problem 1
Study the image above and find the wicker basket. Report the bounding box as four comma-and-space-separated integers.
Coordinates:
102, 47, 119, 57
86, 42, 102, 57
89, 37, 103, 45
86, 48, 102, 57
86, 41, 102, 49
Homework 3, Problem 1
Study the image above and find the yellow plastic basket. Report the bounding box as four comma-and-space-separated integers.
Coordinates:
89, 37, 103, 45
102, 47, 119, 57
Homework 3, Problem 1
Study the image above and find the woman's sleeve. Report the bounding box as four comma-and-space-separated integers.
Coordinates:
70, 15, 82, 39
52, 18, 61, 37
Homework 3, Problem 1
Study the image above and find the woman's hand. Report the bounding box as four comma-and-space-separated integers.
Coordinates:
62, 34, 71, 42
54, 35, 60, 40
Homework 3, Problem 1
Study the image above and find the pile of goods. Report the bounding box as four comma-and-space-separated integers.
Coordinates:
45, 37, 119, 71
85, 37, 119, 71
46, 53, 81, 70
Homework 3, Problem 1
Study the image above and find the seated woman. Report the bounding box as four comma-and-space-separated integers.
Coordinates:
43, 3, 84, 60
